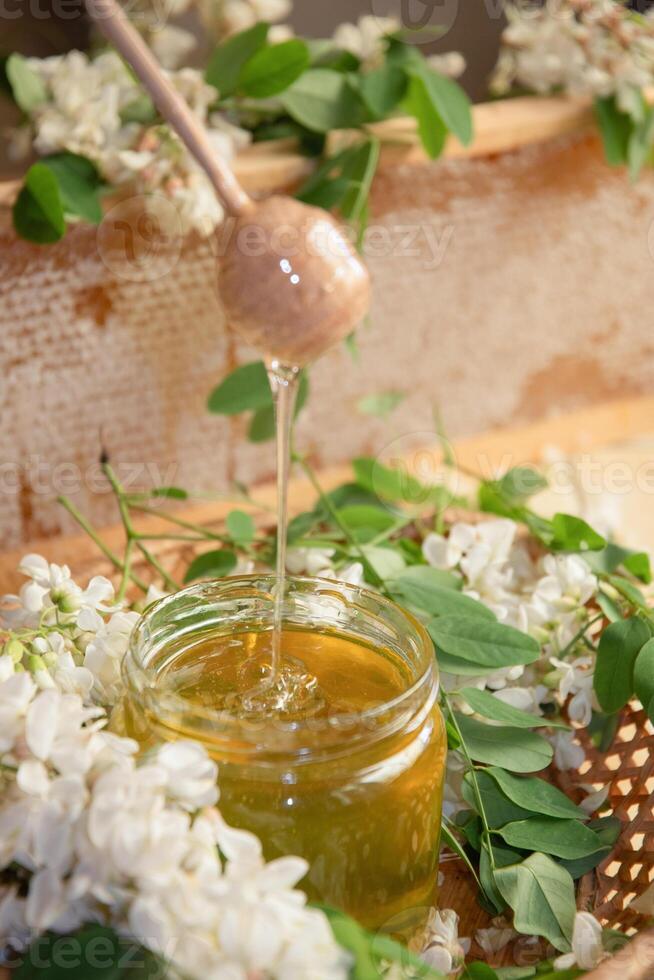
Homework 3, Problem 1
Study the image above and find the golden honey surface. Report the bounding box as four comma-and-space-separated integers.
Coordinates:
121, 627, 446, 930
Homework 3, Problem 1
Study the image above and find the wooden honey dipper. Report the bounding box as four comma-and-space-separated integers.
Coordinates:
85, 0, 371, 367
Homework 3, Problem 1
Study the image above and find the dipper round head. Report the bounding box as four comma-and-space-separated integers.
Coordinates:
217, 196, 371, 367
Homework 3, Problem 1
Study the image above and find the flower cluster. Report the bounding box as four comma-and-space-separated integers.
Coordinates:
1, 553, 142, 705
13, 51, 249, 236
196, 0, 293, 42
423, 518, 601, 787
0, 559, 349, 979
493, 0, 654, 115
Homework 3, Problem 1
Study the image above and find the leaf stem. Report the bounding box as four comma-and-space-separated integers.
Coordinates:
57, 495, 148, 593
442, 691, 496, 873
103, 463, 180, 592
295, 454, 383, 586
128, 504, 229, 541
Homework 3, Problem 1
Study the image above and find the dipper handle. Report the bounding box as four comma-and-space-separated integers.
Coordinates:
85, 0, 253, 217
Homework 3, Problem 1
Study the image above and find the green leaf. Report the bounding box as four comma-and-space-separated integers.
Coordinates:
459, 688, 568, 729
238, 39, 310, 98
360, 545, 406, 581
498, 817, 603, 860
560, 846, 612, 881
308, 41, 360, 73
352, 456, 448, 511
585, 543, 652, 584
15, 926, 162, 979
226, 509, 255, 544
627, 104, 654, 180
609, 574, 650, 611
494, 853, 576, 952
441, 819, 483, 889
454, 714, 553, 772
485, 768, 587, 821
247, 405, 276, 443
594, 615, 650, 713
246, 369, 309, 442
388, 565, 463, 606
357, 391, 406, 418
339, 137, 381, 231
6, 53, 46, 112
428, 616, 540, 672
404, 72, 447, 159
497, 467, 548, 503
597, 590, 622, 623
41, 153, 103, 224
551, 513, 605, 552
335, 504, 397, 542
462, 770, 533, 828
479, 842, 518, 915
634, 638, 654, 718
463, 965, 500, 980
208, 361, 271, 415
409, 64, 473, 145
13, 162, 65, 244
282, 69, 366, 132
392, 578, 492, 621
206, 22, 269, 96
319, 905, 443, 979
623, 550, 652, 584
587, 708, 621, 752
359, 63, 407, 118
594, 95, 632, 165
184, 549, 237, 582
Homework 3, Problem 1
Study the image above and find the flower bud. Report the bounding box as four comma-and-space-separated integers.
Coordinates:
27, 654, 47, 674
5, 638, 25, 663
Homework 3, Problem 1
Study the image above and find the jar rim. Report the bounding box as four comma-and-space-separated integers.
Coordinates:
123, 574, 438, 754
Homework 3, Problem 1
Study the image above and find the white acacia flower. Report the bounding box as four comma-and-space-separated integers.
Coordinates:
549, 654, 596, 726
202, 0, 291, 38
549, 729, 585, 771
535, 554, 598, 611
83, 610, 140, 703
19, 51, 250, 237
427, 52, 467, 79
332, 16, 399, 72
329, 562, 365, 588
493, 1, 654, 107
422, 532, 460, 570
286, 547, 335, 576
475, 923, 516, 958
154, 741, 219, 810
579, 783, 610, 816
554, 911, 608, 971
415, 908, 470, 974
0, 557, 349, 979
149, 25, 197, 69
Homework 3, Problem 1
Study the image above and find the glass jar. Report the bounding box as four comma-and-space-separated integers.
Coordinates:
121, 575, 446, 931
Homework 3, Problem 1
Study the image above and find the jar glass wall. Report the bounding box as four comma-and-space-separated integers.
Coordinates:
121, 575, 446, 931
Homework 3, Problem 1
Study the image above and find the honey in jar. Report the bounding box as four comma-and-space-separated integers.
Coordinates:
121, 575, 446, 932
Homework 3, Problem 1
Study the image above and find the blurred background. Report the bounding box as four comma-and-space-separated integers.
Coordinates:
1, 0, 506, 176
2, 0, 654, 552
